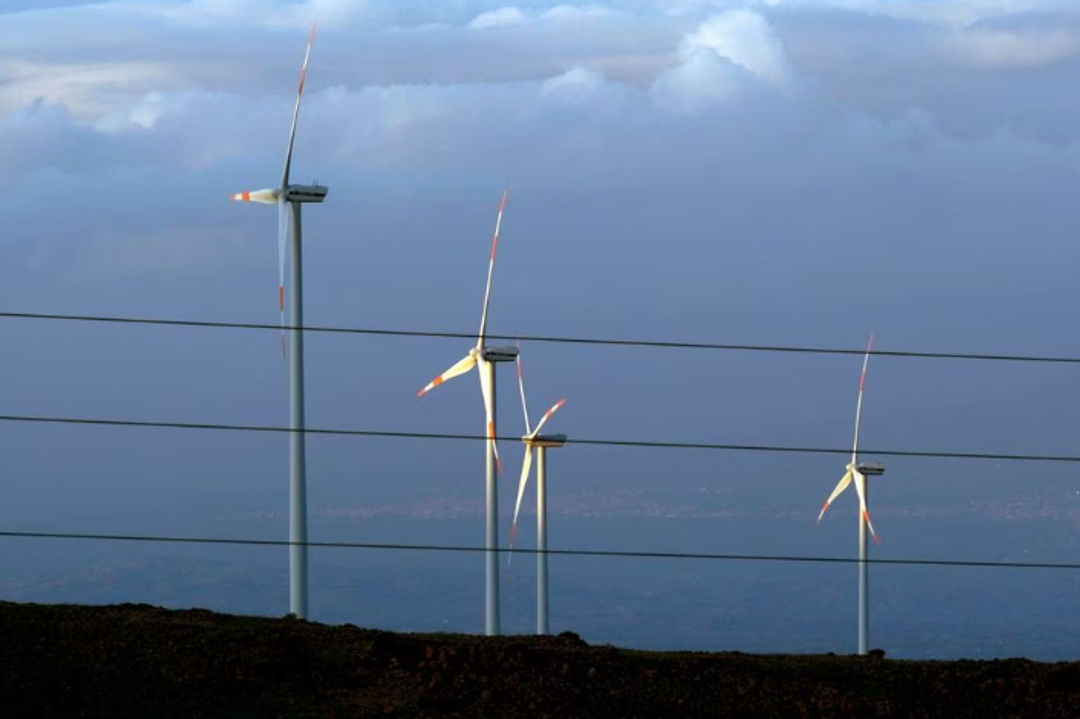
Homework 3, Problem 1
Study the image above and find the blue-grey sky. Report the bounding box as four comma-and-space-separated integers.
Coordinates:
1, 0, 1078, 653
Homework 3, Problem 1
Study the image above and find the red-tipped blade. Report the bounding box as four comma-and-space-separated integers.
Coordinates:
476, 190, 508, 349
850, 333, 874, 464
531, 398, 566, 437
417, 354, 477, 397
515, 350, 531, 434
859, 334, 874, 391
231, 189, 277, 204
817, 468, 853, 525
478, 357, 502, 474
281, 23, 317, 188
852, 470, 879, 542
862, 509, 881, 544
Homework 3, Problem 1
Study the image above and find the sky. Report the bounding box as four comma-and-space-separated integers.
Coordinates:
1, 0, 1079, 655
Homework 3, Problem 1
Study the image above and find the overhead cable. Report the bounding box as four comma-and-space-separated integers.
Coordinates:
3, 310, 1079, 365
1, 529, 1076, 571
1, 412, 1079, 463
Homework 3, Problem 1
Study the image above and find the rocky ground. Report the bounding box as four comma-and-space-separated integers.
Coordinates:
0, 601, 1078, 717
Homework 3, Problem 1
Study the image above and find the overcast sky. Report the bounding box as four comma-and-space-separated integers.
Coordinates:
1, 0, 1079, 602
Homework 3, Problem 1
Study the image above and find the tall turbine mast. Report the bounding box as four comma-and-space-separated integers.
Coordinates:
417, 191, 517, 636
231, 23, 327, 619
509, 352, 567, 634
816, 334, 884, 654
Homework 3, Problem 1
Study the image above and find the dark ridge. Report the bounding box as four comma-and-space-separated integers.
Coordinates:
1, 601, 1077, 717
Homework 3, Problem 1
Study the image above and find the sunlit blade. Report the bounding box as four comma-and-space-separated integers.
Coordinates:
516, 353, 531, 435
530, 398, 566, 437
852, 470, 880, 543
277, 199, 289, 356
476, 190, 508, 350
817, 468, 852, 524
231, 189, 277, 204
478, 358, 502, 473
850, 333, 874, 464
509, 445, 534, 550
416, 353, 476, 397
281, 23, 317, 188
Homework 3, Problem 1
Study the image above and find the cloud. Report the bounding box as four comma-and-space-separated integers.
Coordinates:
0, 60, 180, 120
683, 10, 789, 84
470, 4, 617, 30
121, 0, 368, 30
743, 0, 1078, 28
651, 10, 789, 111
469, 6, 528, 30
540, 66, 609, 100
0, 103, 140, 178
539, 4, 618, 22
942, 27, 1080, 68
66, 224, 256, 281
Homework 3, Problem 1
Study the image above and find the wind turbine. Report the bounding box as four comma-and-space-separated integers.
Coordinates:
417, 190, 517, 636
231, 24, 326, 619
509, 352, 566, 635
816, 334, 885, 655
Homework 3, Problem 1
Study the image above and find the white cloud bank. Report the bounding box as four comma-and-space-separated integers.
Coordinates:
652, 10, 789, 112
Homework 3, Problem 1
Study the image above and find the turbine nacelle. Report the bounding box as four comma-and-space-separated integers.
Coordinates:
282, 183, 328, 203
482, 346, 518, 363
523, 432, 567, 448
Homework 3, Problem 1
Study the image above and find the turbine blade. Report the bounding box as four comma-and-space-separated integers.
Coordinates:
277, 199, 289, 356
852, 470, 880, 543
231, 189, 277, 204
850, 333, 874, 464
478, 358, 502, 474
509, 445, 534, 550
530, 398, 566, 437
516, 352, 531, 435
817, 468, 853, 524
476, 190, 507, 350
416, 354, 476, 397
281, 23, 317, 189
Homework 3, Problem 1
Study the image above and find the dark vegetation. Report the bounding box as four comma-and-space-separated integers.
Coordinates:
0, 601, 1078, 717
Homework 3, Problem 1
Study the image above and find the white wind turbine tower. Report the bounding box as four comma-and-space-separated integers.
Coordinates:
231, 24, 326, 619
817, 334, 885, 655
417, 190, 517, 636
509, 352, 566, 635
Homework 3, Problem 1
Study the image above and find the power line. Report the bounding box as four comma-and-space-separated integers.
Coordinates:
3, 310, 1079, 365
1, 529, 1076, 571
1, 412, 1079, 463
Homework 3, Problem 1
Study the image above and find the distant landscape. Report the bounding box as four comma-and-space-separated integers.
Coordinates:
3, 502, 1077, 660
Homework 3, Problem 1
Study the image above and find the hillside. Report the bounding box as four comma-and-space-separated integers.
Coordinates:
0, 601, 1077, 717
